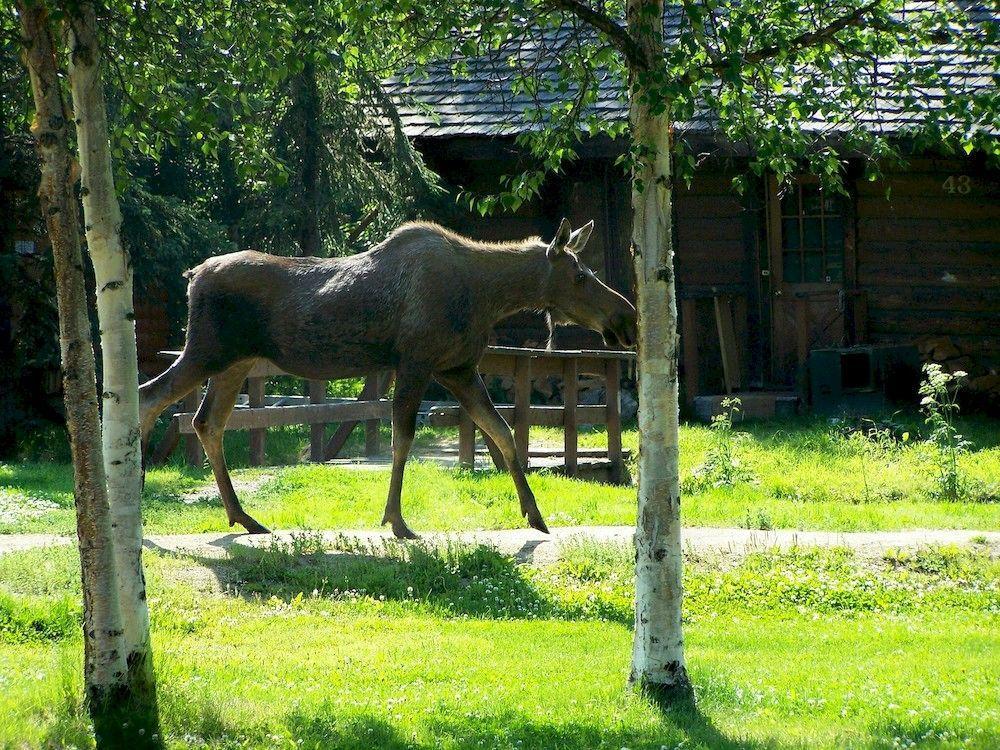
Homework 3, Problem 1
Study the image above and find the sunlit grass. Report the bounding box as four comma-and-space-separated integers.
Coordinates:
0, 541, 997, 749
2, 415, 998, 535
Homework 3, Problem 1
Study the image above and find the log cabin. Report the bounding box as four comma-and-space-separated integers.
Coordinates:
382, 8, 1000, 414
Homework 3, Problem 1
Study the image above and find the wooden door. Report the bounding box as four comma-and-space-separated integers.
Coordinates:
767, 176, 850, 385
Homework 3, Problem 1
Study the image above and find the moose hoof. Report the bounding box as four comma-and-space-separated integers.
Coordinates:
236, 517, 270, 535
525, 512, 550, 535
383, 514, 419, 540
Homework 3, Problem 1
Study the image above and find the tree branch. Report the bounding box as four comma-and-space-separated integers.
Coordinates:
726, 0, 888, 70
543, 0, 650, 71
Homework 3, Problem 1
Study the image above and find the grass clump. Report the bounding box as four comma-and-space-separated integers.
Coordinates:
0, 591, 78, 644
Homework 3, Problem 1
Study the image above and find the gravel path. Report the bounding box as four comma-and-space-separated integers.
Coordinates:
2, 526, 996, 566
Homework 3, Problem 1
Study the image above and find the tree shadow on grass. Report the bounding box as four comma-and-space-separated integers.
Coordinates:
283, 702, 778, 750
149, 536, 632, 626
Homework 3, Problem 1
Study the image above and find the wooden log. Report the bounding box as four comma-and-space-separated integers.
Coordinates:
563, 358, 578, 476
178, 399, 392, 433
308, 380, 326, 462
714, 295, 741, 394
514, 356, 531, 467
183, 388, 203, 467
247, 377, 265, 466
605, 358, 622, 478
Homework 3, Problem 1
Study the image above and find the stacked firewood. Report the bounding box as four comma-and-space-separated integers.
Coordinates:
916, 336, 1000, 414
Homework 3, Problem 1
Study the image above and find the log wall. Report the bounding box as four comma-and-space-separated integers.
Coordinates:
855, 159, 1000, 366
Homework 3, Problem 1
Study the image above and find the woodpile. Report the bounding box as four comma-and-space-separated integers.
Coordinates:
917, 335, 1000, 414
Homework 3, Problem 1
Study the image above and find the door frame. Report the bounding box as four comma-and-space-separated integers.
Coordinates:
761, 173, 859, 385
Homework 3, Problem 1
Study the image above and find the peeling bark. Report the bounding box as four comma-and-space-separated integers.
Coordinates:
65, 1, 154, 694
626, 0, 690, 694
17, 0, 127, 704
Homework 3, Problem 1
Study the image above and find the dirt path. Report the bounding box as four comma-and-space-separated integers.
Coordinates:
2, 526, 996, 566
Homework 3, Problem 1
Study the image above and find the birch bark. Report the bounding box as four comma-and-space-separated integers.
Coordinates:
65, 1, 153, 692
626, 0, 690, 694
17, 0, 128, 703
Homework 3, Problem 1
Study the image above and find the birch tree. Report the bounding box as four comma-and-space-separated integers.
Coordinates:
624, 0, 689, 693
64, 0, 153, 693
16, 0, 128, 705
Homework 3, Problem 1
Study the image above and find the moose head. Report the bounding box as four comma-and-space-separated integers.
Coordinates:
543, 218, 637, 348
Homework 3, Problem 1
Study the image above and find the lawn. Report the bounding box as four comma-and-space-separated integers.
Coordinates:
2, 415, 999, 535
1, 539, 997, 748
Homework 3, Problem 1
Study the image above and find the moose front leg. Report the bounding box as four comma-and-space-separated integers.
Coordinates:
436, 367, 549, 534
381, 368, 430, 539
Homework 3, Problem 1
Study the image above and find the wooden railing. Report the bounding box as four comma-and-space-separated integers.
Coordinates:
151, 346, 635, 479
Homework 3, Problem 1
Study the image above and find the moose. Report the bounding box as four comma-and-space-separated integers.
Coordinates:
140, 219, 637, 538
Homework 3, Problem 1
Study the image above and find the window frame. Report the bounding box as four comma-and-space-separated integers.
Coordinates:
767, 174, 849, 290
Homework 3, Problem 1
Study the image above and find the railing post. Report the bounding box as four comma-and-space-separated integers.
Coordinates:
247, 376, 265, 466
514, 355, 531, 468
605, 358, 622, 481
309, 379, 327, 462
184, 387, 203, 467
458, 406, 475, 467
563, 358, 578, 476
365, 371, 386, 457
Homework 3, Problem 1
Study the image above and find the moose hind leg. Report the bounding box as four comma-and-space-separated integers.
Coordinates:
192, 362, 268, 534
436, 367, 549, 533
381, 368, 429, 539
139, 351, 214, 449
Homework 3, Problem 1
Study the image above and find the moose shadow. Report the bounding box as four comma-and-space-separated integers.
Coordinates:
144, 534, 633, 626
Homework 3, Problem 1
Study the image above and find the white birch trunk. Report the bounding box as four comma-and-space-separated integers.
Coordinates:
626, 0, 690, 694
17, 0, 128, 703
66, 2, 153, 692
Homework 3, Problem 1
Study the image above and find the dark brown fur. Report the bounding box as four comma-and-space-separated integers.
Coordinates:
140, 219, 636, 537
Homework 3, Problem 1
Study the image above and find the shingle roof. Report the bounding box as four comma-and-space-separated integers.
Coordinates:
384, 3, 998, 139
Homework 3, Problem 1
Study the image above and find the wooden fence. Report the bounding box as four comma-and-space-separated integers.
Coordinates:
151, 346, 635, 480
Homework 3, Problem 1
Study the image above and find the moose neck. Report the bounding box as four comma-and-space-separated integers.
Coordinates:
472, 246, 551, 324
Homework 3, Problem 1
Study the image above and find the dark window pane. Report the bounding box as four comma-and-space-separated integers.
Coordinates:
783, 251, 801, 282
802, 218, 823, 247
803, 252, 823, 282
825, 263, 843, 283
802, 186, 822, 214
823, 194, 841, 214
780, 188, 799, 215
782, 218, 800, 248
826, 217, 844, 249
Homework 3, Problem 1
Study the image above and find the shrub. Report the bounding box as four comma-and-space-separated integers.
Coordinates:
919, 364, 971, 501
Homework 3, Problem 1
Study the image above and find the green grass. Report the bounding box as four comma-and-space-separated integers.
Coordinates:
0, 540, 997, 748
2, 415, 998, 535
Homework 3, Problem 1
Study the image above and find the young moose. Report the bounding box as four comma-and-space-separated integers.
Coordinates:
140, 219, 637, 538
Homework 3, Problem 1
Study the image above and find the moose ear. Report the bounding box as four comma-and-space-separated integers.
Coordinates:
547, 218, 573, 260
567, 220, 594, 252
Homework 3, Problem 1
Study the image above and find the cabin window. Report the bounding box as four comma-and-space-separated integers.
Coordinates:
778, 182, 844, 283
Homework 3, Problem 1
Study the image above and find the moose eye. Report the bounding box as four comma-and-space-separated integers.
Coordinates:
574, 271, 587, 284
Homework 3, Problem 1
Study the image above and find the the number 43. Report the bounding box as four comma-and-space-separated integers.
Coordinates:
943, 175, 972, 194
